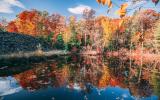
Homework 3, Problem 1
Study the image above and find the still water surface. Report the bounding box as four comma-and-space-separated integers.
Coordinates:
0, 56, 159, 100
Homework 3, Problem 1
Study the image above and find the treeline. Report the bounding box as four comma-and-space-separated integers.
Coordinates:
0, 9, 160, 53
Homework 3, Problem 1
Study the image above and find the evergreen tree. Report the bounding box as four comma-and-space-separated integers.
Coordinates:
55, 33, 65, 49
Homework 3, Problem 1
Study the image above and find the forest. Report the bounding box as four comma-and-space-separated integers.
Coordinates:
0, 0, 160, 57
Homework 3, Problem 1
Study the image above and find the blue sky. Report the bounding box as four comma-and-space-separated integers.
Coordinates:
0, 0, 159, 21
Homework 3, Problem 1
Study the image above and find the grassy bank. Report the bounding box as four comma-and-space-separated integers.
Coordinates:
0, 50, 69, 60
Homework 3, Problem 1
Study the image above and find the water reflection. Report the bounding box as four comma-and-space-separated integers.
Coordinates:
0, 77, 22, 97
0, 56, 159, 100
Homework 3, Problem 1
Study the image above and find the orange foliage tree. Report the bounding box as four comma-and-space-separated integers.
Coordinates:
7, 21, 18, 33
6, 10, 67, 42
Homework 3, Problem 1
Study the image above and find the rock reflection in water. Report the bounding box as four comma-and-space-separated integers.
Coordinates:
0, 56, 159, 100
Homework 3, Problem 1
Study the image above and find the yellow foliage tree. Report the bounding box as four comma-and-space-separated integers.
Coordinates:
15, 19, 36, 35
101, 18, 115, 47
62, 26, 71, 43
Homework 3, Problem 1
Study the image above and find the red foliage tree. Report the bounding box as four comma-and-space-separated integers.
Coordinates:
7, 21, 18, 33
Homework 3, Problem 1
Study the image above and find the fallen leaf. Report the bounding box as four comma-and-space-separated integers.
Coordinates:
116, 3, 128, 18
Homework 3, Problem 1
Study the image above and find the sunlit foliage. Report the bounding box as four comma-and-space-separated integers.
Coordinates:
3, 3, 160, 54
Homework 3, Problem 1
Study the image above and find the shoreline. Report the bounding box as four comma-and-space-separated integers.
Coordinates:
0, 50, 70, 60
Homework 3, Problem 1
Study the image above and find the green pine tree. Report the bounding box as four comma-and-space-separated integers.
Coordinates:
55, 33, 65, 49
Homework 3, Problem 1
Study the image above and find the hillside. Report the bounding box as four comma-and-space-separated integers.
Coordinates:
0, 32, 53, 55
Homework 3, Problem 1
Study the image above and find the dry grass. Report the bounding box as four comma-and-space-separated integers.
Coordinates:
0, 50, 69, 59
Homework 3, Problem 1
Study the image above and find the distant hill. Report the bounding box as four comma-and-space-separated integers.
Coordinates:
0, 32, 53, 55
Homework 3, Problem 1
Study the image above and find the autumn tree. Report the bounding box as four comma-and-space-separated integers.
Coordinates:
15, 10, 39, 35
67, 16, 81, 52
46, 13, 66, 41
6, 10, 67, 43
0, 18, 7, 32
0, 23, 4, 32
7, 21, 18, 33
0, 23, 3, 32
91, 16, 104, 50
129, 9, 159, 51
154, 19, 160, 53
82, 8, 96, 47
101, 17, 114, 48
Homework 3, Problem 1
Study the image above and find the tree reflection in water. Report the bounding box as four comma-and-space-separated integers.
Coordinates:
0, 55, 159, 100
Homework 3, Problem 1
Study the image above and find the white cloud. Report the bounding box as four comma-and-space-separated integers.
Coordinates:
0, 0, 25, 14
68, 5, 92, 14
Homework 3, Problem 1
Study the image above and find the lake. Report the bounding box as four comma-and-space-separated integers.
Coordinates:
0, 55, 159, 100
